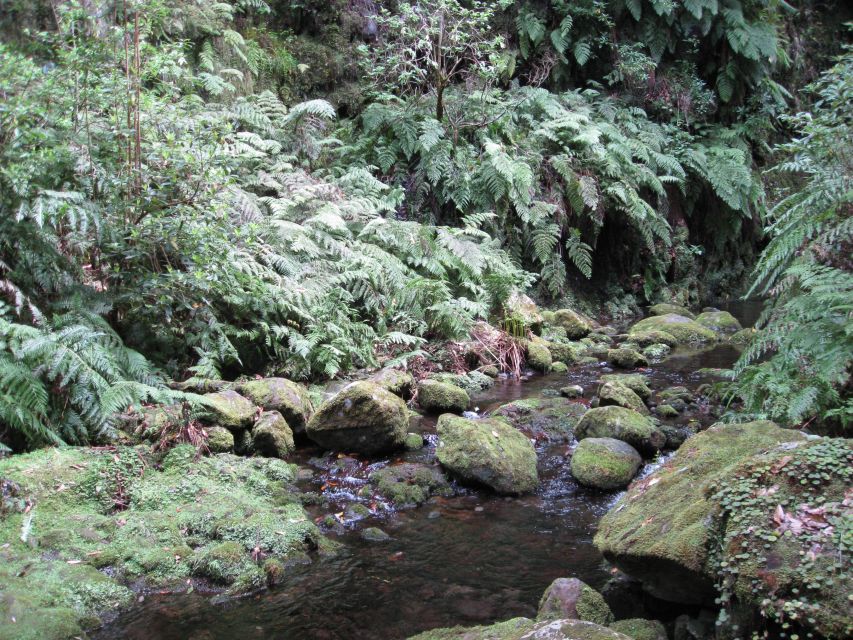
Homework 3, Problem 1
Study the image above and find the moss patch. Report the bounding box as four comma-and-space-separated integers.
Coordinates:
369, 462, 453, 506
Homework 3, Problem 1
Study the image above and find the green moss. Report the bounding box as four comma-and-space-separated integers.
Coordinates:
206, 425, 235, 453
525, 337, 553, 372
629, 314, 716, 345
538, 577, 615, 623
252, 410, 295, 458
191, 541, 260, 586
571, 438, 642, 490
237, 378, 314, 433
430, 371, 494, 394
553, 308, 593, 339
404, 433, 424, 450
609, 619, 667, 640
728, 327, 757, 345
649, 303, 694, 318
656, 404, 680, 418
575, 406, 664, 456
628, 330, 678, 348
598, 382, 648, 415
607, 348, 648, 369
370, 462, 452, 506
694, 310, 741, 334
436, 415, 538, 495
408, 618, 631, 640
599, 374, 651, 400
492, 397, 587, 443
641, 343, 671, 361
417, 379, 470, 414
202, 390, 257, 429
369, 368, 416, 398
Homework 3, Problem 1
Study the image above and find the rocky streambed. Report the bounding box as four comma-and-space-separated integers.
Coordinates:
1, 301, 850, 640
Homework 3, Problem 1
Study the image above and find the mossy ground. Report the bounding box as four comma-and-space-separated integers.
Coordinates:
0, 445, 325, 639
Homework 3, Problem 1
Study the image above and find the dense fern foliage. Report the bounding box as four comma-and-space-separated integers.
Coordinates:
729, 48, 852, 431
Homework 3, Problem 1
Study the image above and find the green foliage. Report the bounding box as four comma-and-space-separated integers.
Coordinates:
729, 48, 853, 431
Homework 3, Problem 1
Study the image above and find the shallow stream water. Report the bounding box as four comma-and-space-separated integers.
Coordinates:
95, 302, 760, 640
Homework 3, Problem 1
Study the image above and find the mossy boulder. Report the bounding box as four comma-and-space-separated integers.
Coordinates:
694, 310, 742, 334
571, 438, 642, 490
252, 410, 295, 458
575, 407, 664, 457
369, 368, 416, 399
551, 361, 568, 373
560, 385, 584, 399
404, 432, 424, 450
525, 337, 553, 372
553, 308, 593, 339
407, 618, 631, 640
139, 404, 183, 441
306, 381, 408, 455
641, 343, 670, 361
649, 303, 695, 319
504, 290, 544, 334
430, 371, 494, 394
548, 341, 585, 365
436, 415, 538, 495
369, 462, 453, 506
607, 348, 648, 370
538, 578, 614, 625
728, 327, 757, 346
237, 377, 313, 435
202, 389, 257, 430
598, 383, 648, 415
628, 314, 716, 345
492, 398, 587, 443
608, 619, 667, 640
418, 379, 470, 414
599, 374, 651, 400
594, 421, 807, 606
191, 541, 262, 585
206, 425, 235, 453
628, 330, 678, 348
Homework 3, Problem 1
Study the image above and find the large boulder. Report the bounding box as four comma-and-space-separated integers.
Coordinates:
648, 303, 695, 319
694, 310, 742, 335
492, 398, 587, 443
594, 421, 807, 606
418, 379, 470, 414
553, 309, 593, 339
599, 374, 651, 400
537, 578, 614, 625
575, 407, 664, 456
436, 415, 538, 495
598, 382, 648, 414
525, 337, 553, 372
202, 390, 256, 430
628, 314, 715, 345
369, 368, 415, 399
407, 618, 631, 640
251, 410, 295, 458
306, 381, 408, 455
504, 290, 544, 334
571, 438, 642, 490
237, 378, 313, 435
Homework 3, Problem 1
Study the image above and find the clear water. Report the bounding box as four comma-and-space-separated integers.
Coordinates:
94, 302, 761, 640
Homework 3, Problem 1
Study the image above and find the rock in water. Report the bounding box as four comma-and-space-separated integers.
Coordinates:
599, 374, 651, 400
609, 619, 667, 640
575, 406, 664, 456
553, 308, 593, 339
436, 415, 538, 495
417, 379, 470, 414
306, 381, 408, 455
571, 438, 642, 490
252, 410, 295, 458
594, 421, 806, 606
237, 377, 313, 435
606, 348, 648, 369
407, 618, 631, 639
537, 578, 614, 625
525, 337, 553, 372
694, 310, 742, 335
598, 382, 648, 415
648, 303, 695, 319
368, 368, 415, 399
492, 397, 587, 443
628, 314, 715, 345
202, 390, 256, 429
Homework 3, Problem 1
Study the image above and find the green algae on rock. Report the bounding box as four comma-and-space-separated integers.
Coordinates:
237, 378, 314, 434
598, 382, 648, 415
628, 314, 716, 345
575, 406, 664, 456
202, 389, 257, 429
553, 308, 593, 339
0, 445, 325, 640
306, 381, 408, 455
648, 303, 695, 319
492, 397, 587, 443
598, 374, 651, 400
417, 379, 470, 414
407, 618, 631, 640
537, 577, 614, 625
436, 415, 538, 495
570, 438, 642, 490
594, 421, 807, 606
252, 410, 295, 458
606, 348, 648, 370
369, 462, 453, 506
694, 310, 742, 335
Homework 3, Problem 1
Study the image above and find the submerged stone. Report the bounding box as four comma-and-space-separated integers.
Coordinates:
418, 379, 470, 414
575, 406, 664, 456
306, 381, 408, 455
436, 415, 538, 495
570, 438, 642, 490
237, 377, 313, 434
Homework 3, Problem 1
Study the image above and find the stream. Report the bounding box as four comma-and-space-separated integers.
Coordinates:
94, 302, 760, 640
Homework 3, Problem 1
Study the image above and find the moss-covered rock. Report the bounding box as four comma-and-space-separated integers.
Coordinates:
369, 462, 453, 506
369, 368, 416, 399
492, 398, 587, 443
430, 371, 494, 394
628, 314, 716, 345
306, 381, 408, 455
656, 404, 680, 419
436, 415, 538, 495
202, 389, 257, 430
599, 374, 651, 400
608, 619, 667, 640
525, 337, 553, 372
594, 421, 807, 606
694, 310, 742, 334
598, 382, 648, 415
407, 618, 631, 640
418, 379, 470, 414
504, 290, 544, 334
649, 303, 695, 319
191, 540, 262, 586
252, 410, 295, 458
404, 432, 424, 450
553, 308, 593, 339
139, 404, 183, 441
548, 341, 586, 365
0, 446, 323, 640
206, 425, 235, 453
361, 527, 391, 542
607, 348, 648, 370
575, 407, 664, 457
481, 365, 500, 378
551, 361, 568, 373
641, 343, 671, 361
560, 385, 584, 399
538, 578, 615, 625
627, 330, 678, 348
237, 378, 313, 434
728, 327, 757, 346
570, 438, 642, 490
